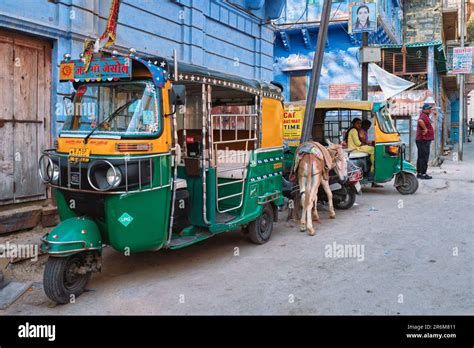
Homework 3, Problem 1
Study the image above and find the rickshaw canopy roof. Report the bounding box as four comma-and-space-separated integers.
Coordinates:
61, 54, 284, 100
287, 100, 386, 112
168, 60, 284, 100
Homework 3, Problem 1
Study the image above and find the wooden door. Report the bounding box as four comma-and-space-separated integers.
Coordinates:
289, 74, 307, 102
0, 30, 52, 205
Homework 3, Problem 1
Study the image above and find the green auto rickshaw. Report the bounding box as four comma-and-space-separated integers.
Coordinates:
283, 100, 418, 195
39, 51, 285, 303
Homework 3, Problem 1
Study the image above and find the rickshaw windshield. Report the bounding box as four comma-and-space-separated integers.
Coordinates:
62, 81, 161, 136
376, 106, 398, 134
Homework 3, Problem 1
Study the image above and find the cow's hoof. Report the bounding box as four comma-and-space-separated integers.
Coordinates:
307, 230, 316, 236
329, 212, 336, 219
300, 225, 306, 232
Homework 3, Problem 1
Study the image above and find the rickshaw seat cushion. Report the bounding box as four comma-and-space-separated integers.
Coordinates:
348, 152, 369, 159
174, 178, 187, 190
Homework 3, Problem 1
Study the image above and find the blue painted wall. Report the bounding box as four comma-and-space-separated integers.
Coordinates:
0, 0, 283, 137
277, 0, 402, 42
273, 0, 402, 102
451, 99, 460, 143
274, 24, 368, 101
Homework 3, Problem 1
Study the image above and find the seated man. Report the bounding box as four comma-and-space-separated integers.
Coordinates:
345, 118, 382, 188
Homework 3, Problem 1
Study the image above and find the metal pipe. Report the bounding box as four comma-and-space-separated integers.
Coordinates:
458, 0, 466, 161
361, 32, 369, 121
58, 156, 62, 186
301, 0, 332, 142
167, 49, 180, 246
67, 157, 71, 188
79, 160, 82, 190
208, 85, 213, 168
149, 157, 153, 188
201, 83, 210, 224
125, 158, 128, 192
138, 158, 142, 191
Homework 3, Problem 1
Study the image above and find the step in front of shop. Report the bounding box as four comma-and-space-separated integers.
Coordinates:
0, 205, 58, 235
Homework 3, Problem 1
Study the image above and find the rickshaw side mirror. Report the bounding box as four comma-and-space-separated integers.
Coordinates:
170, 85, 186, 106
63, 92, 75, 102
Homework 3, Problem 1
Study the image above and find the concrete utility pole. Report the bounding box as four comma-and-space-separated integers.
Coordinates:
459, 0, 466, 161
361, 31, 369, 120
301, 0, 332, 142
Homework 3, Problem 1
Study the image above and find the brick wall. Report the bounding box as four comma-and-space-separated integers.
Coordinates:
404, 0, 443, 42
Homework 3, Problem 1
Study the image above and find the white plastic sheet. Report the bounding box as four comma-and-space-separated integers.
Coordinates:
369, 63, 415, 100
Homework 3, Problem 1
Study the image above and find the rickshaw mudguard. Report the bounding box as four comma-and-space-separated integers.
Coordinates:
396, 160, 417, 174
40, 217, 102, 257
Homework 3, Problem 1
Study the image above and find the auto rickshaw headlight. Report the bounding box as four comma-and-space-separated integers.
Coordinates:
47, 163, 60, 183
106, 166, 122, 187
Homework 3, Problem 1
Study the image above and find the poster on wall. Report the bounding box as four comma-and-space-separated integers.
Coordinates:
452, 47, 473, 74
283, 105, 304, 142
349, 2, 377, 34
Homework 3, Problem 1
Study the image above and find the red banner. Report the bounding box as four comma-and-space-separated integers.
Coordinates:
98, 0, 121, 49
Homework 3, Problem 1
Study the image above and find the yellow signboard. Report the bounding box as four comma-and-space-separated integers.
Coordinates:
283, 105, 305, 141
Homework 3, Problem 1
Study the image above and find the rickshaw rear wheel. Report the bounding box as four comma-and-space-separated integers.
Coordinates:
395, 172, 419, 195
245, 204, 274, 244
44, 254, 91, 304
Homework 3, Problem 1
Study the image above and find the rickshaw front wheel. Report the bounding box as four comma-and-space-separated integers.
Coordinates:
245, 204, 274, 245
44, 254, 91, 304
395, 172, 419, 195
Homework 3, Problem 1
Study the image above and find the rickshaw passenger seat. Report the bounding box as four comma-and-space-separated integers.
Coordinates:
348, 152, 369, 159
174, 178, 187, 190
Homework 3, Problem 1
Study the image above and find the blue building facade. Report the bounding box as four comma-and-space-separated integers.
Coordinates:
0, 0, 284, 138
273, 0, 403, 102
0, 0, 284, 204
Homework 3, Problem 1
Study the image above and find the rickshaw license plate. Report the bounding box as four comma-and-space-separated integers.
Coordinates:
69, 148, 90, 162
355, 182, 361, 192
70, 173, 80, 185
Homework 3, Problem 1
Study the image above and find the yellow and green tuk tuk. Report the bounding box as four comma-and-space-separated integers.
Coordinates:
39, 51, 285, 303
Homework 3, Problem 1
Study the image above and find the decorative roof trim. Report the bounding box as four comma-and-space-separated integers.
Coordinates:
175, 73, 284, 101
376, 40, 443, 49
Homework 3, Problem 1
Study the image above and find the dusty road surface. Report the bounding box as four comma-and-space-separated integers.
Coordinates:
2, 144, 473, 315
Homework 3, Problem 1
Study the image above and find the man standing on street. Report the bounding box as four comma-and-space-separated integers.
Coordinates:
416, 103, 435, 180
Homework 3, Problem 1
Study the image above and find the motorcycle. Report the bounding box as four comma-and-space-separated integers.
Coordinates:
317, 161, 363, 210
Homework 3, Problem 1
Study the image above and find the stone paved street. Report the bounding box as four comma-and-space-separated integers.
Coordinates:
2, 143, 472, 315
